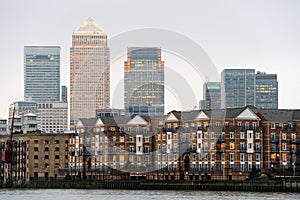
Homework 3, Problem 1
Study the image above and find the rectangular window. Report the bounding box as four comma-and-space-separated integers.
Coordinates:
240, 154, 244, 162
230, 132, 234, 139
282, 133, 287, 140
230, 153, 234, 162
271, 123, 275, 129
255, 132, 260, 139
256, 154, 260, 162
230, 142, 235, 150
282, 143, 287, 150
240, 132, 244, 139
211, 153, 215, 162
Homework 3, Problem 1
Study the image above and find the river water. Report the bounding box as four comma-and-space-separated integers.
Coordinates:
0, 189, 299, 200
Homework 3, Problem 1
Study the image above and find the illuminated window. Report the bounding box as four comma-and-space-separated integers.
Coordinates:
230, 142, 235, 150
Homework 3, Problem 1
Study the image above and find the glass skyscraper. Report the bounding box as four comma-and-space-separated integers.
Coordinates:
221, 69, 255, 108
202, 82, 221, 109
124, 47, 164, 116
70, 17, 110, 129
255, 72, 278, 109
24, 46, 60, 102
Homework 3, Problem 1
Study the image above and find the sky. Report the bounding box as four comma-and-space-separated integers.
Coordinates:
0, 0, 300, 118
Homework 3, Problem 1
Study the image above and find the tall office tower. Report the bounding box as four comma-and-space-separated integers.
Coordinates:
202, 82, 221, 110
61, 85, 68, 102
24, 46, 60, 102
70, 17, 110, 128
124, 47, 164, 116
221, 69, 255, 108
255, 71, 278, 109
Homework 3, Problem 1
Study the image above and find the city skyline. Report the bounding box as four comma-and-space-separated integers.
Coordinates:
1, 0, 300, 118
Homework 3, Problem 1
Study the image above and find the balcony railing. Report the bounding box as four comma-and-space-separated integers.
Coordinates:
240, 148, 247, 153
256, 148, 262, 153
271, 159, 280, 165
163, 127, 176, 132
182, 127, 190, 132
217, 148, 226, 153
270, 148, 279, 153
290, 148, 300, 155
217, 137, 225, 143
270, 138, 279, 144
179, 138, 190, 143
186, 148, 196, 153
197, 126, 207, 131
290, 139, 300, 144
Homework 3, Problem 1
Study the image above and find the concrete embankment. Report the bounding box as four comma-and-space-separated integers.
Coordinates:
2, 180, 300, 192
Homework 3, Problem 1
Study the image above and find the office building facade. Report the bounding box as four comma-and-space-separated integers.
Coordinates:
202, 82, 221, 109
255, 72, 278, 109
37, 101, 68, 133
24, 46, 60, 102
221, 69, 255, 108
124, 47, 164, 116
70, 17, 110, 129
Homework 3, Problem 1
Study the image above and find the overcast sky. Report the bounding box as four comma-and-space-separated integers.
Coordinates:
0, 0, 300, 118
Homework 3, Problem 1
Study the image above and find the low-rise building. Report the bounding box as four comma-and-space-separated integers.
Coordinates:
0, 118, 7, 135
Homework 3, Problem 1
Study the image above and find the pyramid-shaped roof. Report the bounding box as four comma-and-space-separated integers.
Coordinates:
73, 17, 106, 35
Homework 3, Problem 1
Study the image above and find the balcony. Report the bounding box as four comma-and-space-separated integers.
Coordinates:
186, 148, 196, 153
109, 141, 115, 147
163, 127, 176, 132
270, 148, 279, 153
291, 159, 300, 165
159, 149, 167, 154
197, 126, 207, 131
83, 142, 91, 147
84, 150, 91, 156
217, 137, 225, 143
290, 148, 300, 155
270, 138, 279, 144
109, 150, 116, 155
96, 150, 103, 155
217, 148, 226, 153
69, 151, 75, 156
240, 148, 247, 153
256, 148, 262, 153
182, 127, 190, 132
271, 159, 280, 165
290, 139, 300, 144
179, 138, 190, 143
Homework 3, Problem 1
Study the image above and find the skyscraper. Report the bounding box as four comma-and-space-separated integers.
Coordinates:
24, 46, 60, 102
255, 71, 278, 109
70, 17, 110, 128
124, 47, 164, 116
202, 82, 221, 109
221, 69, 255, 108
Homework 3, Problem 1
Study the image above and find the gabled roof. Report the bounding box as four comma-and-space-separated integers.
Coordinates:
77, 118, 98, 127
127, 115, 148, 125
236, 107, 260, 120
99, 116, 117, 126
